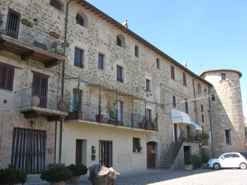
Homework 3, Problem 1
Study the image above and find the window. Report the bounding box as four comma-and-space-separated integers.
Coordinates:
134, 45, 139, 57
183, 72, 187, 86
225, 129, 232, 145
156, 58, 160, 69
145, 109, 152, 121
245, 127, 247, 141
221, 73, 226, 80
76, 14, 84, 26
74, 47, 84, 68
117, 65, 124, 82
198, 83, 202, 94
201, 105, 204, 112
133, 138, 141, 153
171, 66, 175, 80
172, 96, 176, 108
202, 114, 205, 123
116, 34, 125, 47
6, 9, 20, 38
185, 99, 189, 113
72, 88, 82, 112
117, 100, 124, 123
0, 63, 15, 91
98, 53, 104, 70
146, 79, 151, 92
50, 0, 64, 11
211, 94, 216, 101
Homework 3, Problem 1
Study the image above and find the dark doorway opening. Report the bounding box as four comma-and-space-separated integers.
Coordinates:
184, 146, 192, 165
75, 139, 86, 165
99, 140, 113, 167
147, 142, 157, 169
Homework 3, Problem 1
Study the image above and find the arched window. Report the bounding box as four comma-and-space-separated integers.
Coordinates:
76, 13, 88, 27
116, 34, 125, 47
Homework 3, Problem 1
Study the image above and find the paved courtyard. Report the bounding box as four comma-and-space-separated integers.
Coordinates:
81, 169, 247, 185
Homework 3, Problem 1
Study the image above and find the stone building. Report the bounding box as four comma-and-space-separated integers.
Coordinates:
0, 0, 245, 174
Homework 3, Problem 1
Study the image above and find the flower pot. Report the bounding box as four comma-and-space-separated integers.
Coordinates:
50, 181, 66, 185
184, 164, 193, 171
70, 176, 81, 185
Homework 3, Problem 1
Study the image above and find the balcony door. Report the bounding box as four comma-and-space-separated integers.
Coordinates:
32, 72, 48, 108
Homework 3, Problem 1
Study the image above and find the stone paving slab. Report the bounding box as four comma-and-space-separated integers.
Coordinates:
26, 169, 247, 185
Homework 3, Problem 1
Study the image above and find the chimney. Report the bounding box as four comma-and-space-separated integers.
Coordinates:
123, 19, 128, 28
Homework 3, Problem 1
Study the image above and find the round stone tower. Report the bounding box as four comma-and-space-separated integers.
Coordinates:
201, 69, 245, 155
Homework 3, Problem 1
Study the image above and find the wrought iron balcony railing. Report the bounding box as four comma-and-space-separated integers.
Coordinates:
66, 103, 158, 131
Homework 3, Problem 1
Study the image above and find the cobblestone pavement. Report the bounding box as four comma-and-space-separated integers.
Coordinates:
81, 169, 247, 185
27, 169, 247, 185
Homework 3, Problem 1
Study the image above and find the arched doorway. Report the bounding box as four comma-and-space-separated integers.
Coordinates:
147, 141, 157, 169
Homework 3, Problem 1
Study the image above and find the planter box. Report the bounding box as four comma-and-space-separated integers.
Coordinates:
69, 176, 80, 185
184, 164, 193, 171
51, 181, 66, 185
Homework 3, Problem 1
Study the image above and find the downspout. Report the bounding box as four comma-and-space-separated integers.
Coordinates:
208, 87, 214, 157
192, 79, 198, 123
58, 0, 72, 163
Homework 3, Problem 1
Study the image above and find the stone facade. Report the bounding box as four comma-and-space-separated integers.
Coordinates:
0, 0, 245, 173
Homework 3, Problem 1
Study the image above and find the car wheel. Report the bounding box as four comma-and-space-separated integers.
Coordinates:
213, 163, 221, 170
239, 163, 247, 170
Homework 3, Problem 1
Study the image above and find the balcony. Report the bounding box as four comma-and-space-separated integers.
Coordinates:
0, 33, 66, 68
15, 87, 68, 120
66, 103, 158, 132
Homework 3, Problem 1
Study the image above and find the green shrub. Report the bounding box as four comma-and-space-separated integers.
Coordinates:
191, 155, 202, 169
0, 167, 27, 185
184, 158, 192, 165
201, 151, 210, 164
67, 164, 88, 177
41, 164, 72, 183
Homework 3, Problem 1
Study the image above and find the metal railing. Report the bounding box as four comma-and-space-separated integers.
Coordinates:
15, 87, 64, 112
67, 103, 158, 131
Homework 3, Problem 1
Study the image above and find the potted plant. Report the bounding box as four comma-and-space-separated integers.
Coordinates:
0, 167, 27, 185
41, 164, 72, 185
184, 158, 193, 171
191, 155, 202, 169
67, 164, 88, 185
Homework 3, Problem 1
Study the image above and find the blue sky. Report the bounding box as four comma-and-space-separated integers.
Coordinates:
88, 0, 247, 116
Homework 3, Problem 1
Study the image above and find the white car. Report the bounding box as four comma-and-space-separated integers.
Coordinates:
208, 152, 247, 170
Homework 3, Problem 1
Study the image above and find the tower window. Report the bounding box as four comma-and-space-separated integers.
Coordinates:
198, 83, 202, 94
146, 79, 151, 92
134, 45, 139, 57
74, 47, 84, 68
156, 58, 160, 69
50, 0, 64, 11
225, 129, 232, 145
221, 73, 226, 80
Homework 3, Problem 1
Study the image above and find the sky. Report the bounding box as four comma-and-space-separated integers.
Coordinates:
87, 0, 247, 117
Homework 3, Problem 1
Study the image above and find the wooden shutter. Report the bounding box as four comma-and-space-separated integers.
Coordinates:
74, 48, 84, 68
0, 63, 15, 91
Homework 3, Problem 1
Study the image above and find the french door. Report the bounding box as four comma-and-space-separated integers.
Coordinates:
11, 128, 47, 174
32, 72, 48, 108
99, 140, 113, 167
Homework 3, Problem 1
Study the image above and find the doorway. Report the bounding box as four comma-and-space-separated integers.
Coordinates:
184, 146, 192, 165
99, 140, 113, 167
75, 139, 87, 165
147, 142, 157, 169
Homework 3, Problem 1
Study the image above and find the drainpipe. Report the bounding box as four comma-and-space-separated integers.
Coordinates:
192, 79, 198, 123
58, 0, 73, 164
208, 87, 215, 157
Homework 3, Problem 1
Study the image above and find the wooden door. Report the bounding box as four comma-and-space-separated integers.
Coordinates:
11, 128, 47, 174
32, 72, 48, 108
75, 139, 86, 165
184, 146, 191, 165
147, 142, 157, 169
99, 140, 113, 167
